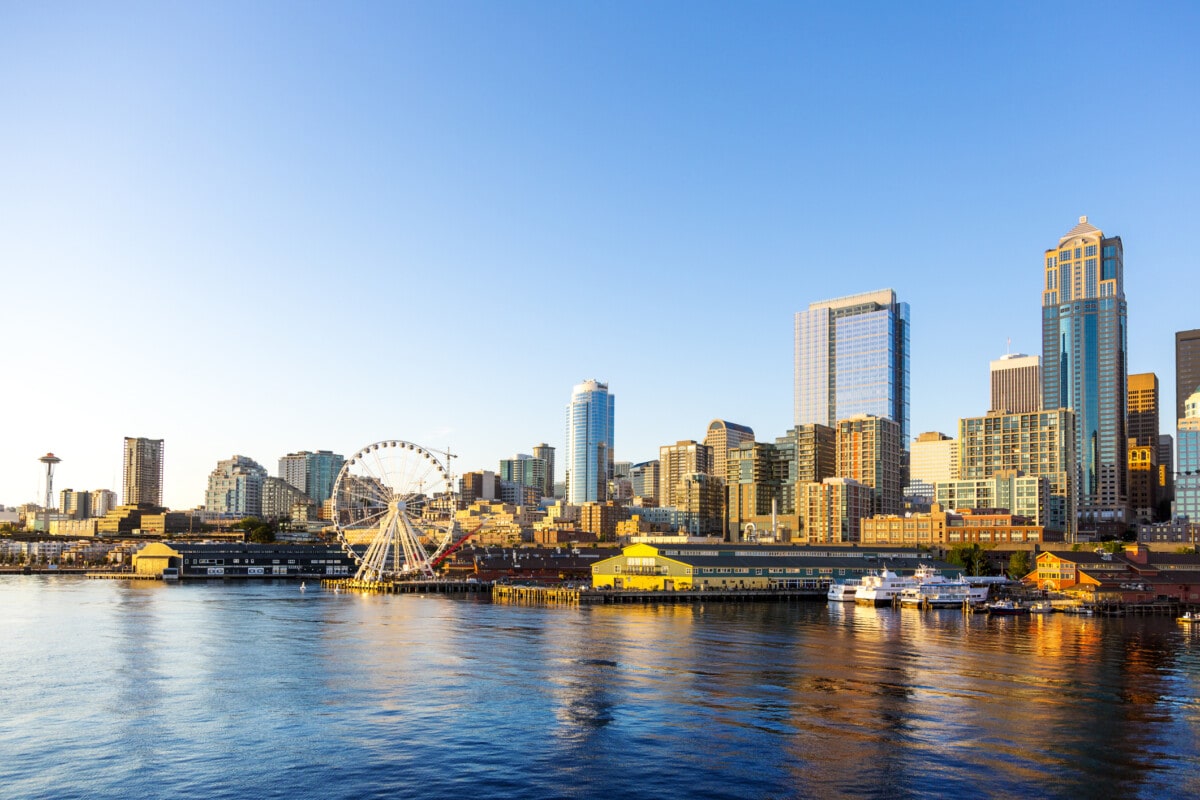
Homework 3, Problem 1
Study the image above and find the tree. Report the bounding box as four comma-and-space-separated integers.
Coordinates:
1008, 550, 1032, 579
947, 543, 990, 576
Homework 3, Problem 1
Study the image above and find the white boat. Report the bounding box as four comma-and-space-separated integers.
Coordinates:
855, 569, 920, 606
827, 579, 862, 602
898, 582, 975, 608
1029, 601, 1054, 614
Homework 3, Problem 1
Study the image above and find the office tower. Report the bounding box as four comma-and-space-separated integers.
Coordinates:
959, 409, 1077, 536
1127, 373, 1161, 522
278, 450, 345, 506
460, 471, 498, 506
990, 353, 1042, 413
675, 473, 724, 536
532, 444, 555, 498
910, 432, 958, 485
59, 489, 91, 519
89, 489, 117, 517
204, 455, 268, 516
499, 454, 547, 497
1177, 330, 1200, 423
1041, 216, 1128, 524
1159, 434, 1175, 509
123, 437, 164, 506
659, 441, 713, 508
835, 415, 902, 515
630, 460, 660, 505
798, 478, 872, 544
794, 289, 910, 445
1175, 389, 1200, 522
703, 420, 755, 485
565, 379, 615, 504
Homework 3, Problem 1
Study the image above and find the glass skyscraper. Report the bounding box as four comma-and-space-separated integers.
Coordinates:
794, 289, 910, 444
1041, 216, 1128, 524
565, 379, 615, 504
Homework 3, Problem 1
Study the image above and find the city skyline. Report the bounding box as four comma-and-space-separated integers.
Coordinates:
2, 4, 1197, 509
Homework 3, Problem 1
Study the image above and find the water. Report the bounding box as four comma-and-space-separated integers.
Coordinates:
1, 578, 1198, 800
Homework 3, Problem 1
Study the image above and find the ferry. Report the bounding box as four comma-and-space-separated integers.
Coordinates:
827, 579, 862, 603
898, 582, 975, 608
855, 569, 920, 606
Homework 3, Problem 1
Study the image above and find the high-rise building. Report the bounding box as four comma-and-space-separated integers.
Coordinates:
261, 476, 313, 521
123, 437, 164, 507
1176, 329, 1200, 423
910, 432, 958, 485
990, 353, 1041, 413
89, 489, 117, 518
798, 477, 873, 544
205, 455, 268, 516
278, 450, 345, 506
460, 471, 498, 506
1041, 216, 1128, 525
565, 379, 615, 504
532, 444, 555, 499
935, 471, 1050, 529
1159, 434, 1175, 509
835, 415, 902, 516
703, 420, 755, 486
959, 409, 1077, 536
794, 289, 910, 445
499, 454, 547, 497
59, 489, 91, 519
1174, 388, 1200, 523
1127, 373, 1161, 522
659, 440, 713, 510
629, 460, 660, 506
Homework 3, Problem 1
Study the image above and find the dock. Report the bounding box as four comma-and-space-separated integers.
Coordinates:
320, 578, 492, 594
493, 586, 827, 605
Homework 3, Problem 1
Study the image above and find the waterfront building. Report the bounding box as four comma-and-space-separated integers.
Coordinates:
659, 440, 713, 511
205, 456, 268, 516
629, 460, 660, 506
565, 379, 615, 504
278, 450, 344, 507
835, 414, 902, 516
123, 437, 164, 506
990, 353, 1042, 414
959, 409, 1076, 537
590, 541, 949, 591
1137, 519, 1200, 546
1041, 216, 1129, 525
703, 420, 755, 486
1127, 373, 1161, 522
1175, 388, 1200, 523
131, 541, 356, 579
260, 476, 314, 521
794, 288, 910, 446
797, 477, 872, 544
89, 489, 117, 518
532, 443, 555, 498
1024, 544, 1200, 604
1177, 329, 1200, 423
861, 504, 1044, 546
934, 471, 1050, 531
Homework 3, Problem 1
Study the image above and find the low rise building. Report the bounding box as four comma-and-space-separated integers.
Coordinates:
861, 504, 1044, 546
1023, 544, 1200, 603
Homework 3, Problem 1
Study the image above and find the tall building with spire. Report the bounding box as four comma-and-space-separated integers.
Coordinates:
1041, 216, 1128, 526
794, 289, 910, 445
123, 437, 164, 507
565, 380, 614, 505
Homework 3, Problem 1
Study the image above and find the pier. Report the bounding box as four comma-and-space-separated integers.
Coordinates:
320, 578, 492, 595
492, 585, 828, 605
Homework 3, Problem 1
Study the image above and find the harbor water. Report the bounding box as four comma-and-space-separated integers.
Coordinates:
1, 577, 1198, 799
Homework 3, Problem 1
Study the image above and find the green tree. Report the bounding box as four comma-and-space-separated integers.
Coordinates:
1008, 550, 1032, 579
947, 543, 990, 576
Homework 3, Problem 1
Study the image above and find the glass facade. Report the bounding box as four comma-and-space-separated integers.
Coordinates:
794, 289, 909, 444
1041, 217, 1128, 523
565, 380, 615, 504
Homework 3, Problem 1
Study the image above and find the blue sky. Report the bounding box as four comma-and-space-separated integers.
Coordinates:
2, 2, 1197, 510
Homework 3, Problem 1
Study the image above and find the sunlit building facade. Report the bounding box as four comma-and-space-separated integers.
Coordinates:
794, 289, 910, 446
1041, 216, 1128, 525
123, 437, 164, 507
565, 379, 615, 505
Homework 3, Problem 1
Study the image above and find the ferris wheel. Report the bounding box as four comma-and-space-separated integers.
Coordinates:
331, 440, 459, 582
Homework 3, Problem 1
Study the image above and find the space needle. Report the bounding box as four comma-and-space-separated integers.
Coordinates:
39, 452, 61, 534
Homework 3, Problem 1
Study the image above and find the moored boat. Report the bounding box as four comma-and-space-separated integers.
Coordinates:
987, 600, 1030, 616
827, 579, 861, 602
1178, 611, 1200, 624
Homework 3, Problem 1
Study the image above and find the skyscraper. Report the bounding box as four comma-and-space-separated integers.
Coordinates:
659, 440, 713, 509
278, 450, 345, 506
565, 379, 614, 505
835, 414, 902, 516
1041, 216, 1128, 524
205, 455, 268, 516
1174, 388, 1200, 523
703, 420, 755, 486
1177, 329, 1200, 423
794, 289, 910, 444
990, 353, 1041, 413
123, 437, 164, 506
532, 443, 555, 498
1127, 373, 1160, 522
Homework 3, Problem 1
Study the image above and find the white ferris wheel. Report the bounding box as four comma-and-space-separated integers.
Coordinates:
331, 440, 460, 582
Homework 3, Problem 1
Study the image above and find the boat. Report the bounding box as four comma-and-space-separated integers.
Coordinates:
300, 582, 307, 592
1028, 601, 1053, 614
898, 582, 975, 608
986, 600, 1030, 616
827, 579, 862, 602
1178, 611, 1200, 624
856, 569, 921, 606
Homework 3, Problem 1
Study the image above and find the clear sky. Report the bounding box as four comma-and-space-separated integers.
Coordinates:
2, 1, 1197, 510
